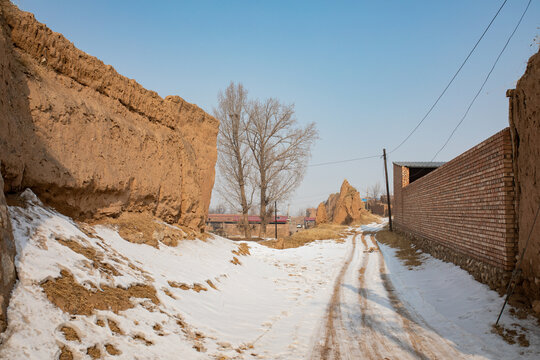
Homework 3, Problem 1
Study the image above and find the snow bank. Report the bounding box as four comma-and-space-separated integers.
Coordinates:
0, 196, 352, 359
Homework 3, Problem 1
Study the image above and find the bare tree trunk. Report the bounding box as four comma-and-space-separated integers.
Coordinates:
238, 177, 251, 239
258, 157, 267, 237
230, 114, 251, 240
214, 82, 254, 240
259, 184, 267, 238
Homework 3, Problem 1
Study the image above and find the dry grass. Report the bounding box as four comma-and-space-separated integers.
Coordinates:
261, 223, 348, 249
55, 235, 120, 276
351, 210, 382, 226
41, 270, 159, 315
105, 343, 121, 356
107, 319, 124, 335
232, 243, 251, 256
163, 287, 177, 299
168, 281, 190, 290
168, 280, 216, 292
92, 212, 203, 248
86, 345, 101, 359
375, 230, 425, 269
492, 324, 530, 347
206, 280, 218, 290
60, 326, 80, 342
59, 346, 73, 360
192, 283, 208, 292
132, 334, 153, 346
228, 243, 251, 264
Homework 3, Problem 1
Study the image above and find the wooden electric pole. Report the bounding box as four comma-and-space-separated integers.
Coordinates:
274, 201, 278, 239
383, 148, 393, 232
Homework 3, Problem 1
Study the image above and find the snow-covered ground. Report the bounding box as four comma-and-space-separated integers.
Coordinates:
0, 193, 539, 359
0, 193, 352, 359
379, 236, 540, 359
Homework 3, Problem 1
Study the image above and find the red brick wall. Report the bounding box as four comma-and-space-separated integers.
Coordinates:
393, 128, 516, 271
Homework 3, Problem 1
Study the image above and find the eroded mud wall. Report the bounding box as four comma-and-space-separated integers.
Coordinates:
508, 48, 540, 300
0, 1, 218, 230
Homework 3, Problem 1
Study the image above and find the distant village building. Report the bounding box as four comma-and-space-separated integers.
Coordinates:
304, 217, 316, 229
364, 195, 393, 217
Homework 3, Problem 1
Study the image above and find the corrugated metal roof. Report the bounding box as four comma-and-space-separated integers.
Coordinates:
393, 161, 446, 168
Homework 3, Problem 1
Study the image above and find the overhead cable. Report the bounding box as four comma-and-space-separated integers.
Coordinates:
432, 0, 532, 160
389, 0, 509, 154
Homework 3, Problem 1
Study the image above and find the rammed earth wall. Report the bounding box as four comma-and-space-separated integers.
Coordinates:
507, 49, 540, 301
393, 128, 516, 288
0, 1, 218, 230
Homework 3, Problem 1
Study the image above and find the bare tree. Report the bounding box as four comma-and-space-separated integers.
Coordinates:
209, 203, 228, 214
214, 82, 253, 239
367, 182, 383, 200
246, 98, 318, 236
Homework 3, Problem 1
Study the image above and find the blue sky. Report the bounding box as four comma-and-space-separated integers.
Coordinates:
13, 0, 539, 214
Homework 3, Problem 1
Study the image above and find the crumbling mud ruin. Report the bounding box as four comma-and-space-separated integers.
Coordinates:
315, 179, 378, 225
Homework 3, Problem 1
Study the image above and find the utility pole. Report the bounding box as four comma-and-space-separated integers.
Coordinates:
383, 148, 393, 231
275, 201, 278, 239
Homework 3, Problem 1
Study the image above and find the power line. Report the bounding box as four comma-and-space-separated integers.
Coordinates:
432, 0, 532, 161
304, 0, 509, 168
389, 0, 509, 154
307, 154, 381, 167
293, 192, 335, 201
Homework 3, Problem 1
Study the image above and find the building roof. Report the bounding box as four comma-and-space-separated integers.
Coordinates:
207, 214, 289, 224
393, 161, 446, 168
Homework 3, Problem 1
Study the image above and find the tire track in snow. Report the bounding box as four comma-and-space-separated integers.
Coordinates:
357, 233, 386, 359
314, 232, 359, 360
368, 234, 465, 359
313, 229, 468, 360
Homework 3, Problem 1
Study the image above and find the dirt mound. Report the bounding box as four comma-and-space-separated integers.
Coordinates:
315, 180, 379, 225
0, 172, 16, 332
0, 0, 218, 231
315, 203, 328, 224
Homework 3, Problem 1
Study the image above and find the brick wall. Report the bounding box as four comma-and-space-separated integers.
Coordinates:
393, 128, 516, 271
